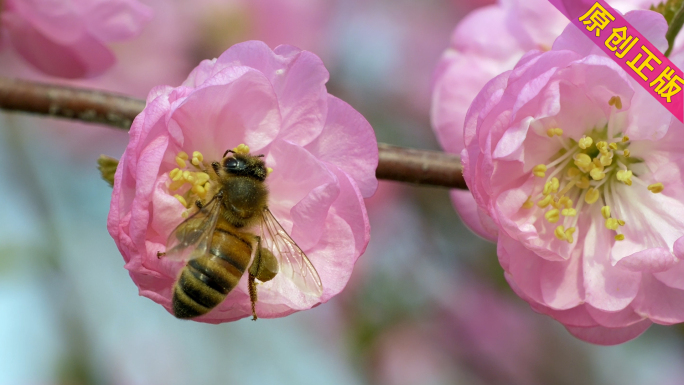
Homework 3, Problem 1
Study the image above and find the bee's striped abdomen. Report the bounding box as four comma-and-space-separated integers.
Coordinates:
172, 226, 253, 319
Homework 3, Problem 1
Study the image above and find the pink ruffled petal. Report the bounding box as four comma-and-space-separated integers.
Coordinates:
632, 274, 684, 324
305, 95, 378, 197
583, 207, 641, 312
169, 69, 282, 158
450, 189, 498, 242
85, 0, 153, 42
564, 319, 651, 346
616, 248, 679, 273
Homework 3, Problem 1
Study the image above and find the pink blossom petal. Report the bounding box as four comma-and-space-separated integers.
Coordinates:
169, 69, 282, 158
2, 0, 150, 78
216, 41, 330, 146
585, 303, 646, 328
583, 206, 641, 311
564, 320, 651, 345
86, 0, 153, 41
451, 189, 498, 242
632, 275, 684, 324
3, 11, 115, 78
305, 95, 378, 197
616, 248, 678, 273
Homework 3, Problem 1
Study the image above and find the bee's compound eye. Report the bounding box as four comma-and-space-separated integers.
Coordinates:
224, 157, 245, 172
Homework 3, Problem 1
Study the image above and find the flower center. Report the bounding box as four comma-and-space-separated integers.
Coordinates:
522, 96, 664, 244
166, 144, 273, 218
168, 150, 212, 217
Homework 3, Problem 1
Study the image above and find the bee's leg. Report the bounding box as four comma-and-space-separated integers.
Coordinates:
248, 235, 262, 321
248, 273, 258, 321
195, 200, 203, 209
157, 251, 166, 258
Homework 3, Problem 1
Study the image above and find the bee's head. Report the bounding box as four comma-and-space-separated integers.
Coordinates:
222, 152, 267, 181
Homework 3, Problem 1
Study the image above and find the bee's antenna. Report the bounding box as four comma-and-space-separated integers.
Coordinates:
256, 154, 265, 158
223, 149, 235, 158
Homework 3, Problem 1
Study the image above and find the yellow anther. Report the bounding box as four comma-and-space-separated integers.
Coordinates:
565, 227, 576, 243
576, 176, 591, 189
562, 208, 577, 217
267, 167, 274, 175
617, 219, 625, 226
182, 170, 191, 180
545, 209, 560, 223
590, 168, 606, 181
195, 172, 210, 186
578, 136, 593, 149
608, 95, 623, 109
176, 157, 187, 169
191, 184, 206, 197
558, 196, 573, 209
605, 218, 619, 230
648, 182, 664, 193
184, 172, 196, 185
169, 180, 184, 191
616, 169, 633, 186
233, 144, 250, 155
522, 196, 535, 209
599, 153, 613, 167
601, 206, 611, 219
555, 225, 568, 241
622, 136, 630, 143
169, 168, 181, 180
204, 182, 211, 191
567, 167, 581, 178
585, 188, 600, 204
177, 151, 189, 160
533, 164, 547, 177
181, 210, 190, 219
574, 153, 593, 171
550, 199, 561, 209
546, 128, 564, 137
623, 149, 630, 157
537, 195, 553, 208
609, 142, 618, 150
191, 151, 204, 166
615, 234, 625, 241
174, 194, 188, 208
543, 178, 560, 195
596, 141, 609, 154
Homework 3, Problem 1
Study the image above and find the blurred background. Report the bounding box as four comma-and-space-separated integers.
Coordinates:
1, 0, 684, 384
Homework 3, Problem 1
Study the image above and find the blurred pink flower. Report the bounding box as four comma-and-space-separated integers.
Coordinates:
431, 0, 654, 238
107, 41, 377, 322
460, 11, 684, 344
1, 0, 152, 78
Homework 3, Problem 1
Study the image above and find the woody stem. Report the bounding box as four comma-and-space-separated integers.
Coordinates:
0, 77, 466, 189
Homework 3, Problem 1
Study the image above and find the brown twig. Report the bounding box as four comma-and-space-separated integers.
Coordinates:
0, 77, 466, 189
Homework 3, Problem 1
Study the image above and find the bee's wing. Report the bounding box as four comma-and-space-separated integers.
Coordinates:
163, 194, 222, 262
260, 208, 324, 297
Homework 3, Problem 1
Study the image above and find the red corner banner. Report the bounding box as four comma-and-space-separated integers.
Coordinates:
548, 0, 684, 123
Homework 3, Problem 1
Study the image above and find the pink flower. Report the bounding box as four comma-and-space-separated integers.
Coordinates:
431, 0, 653, 240
460, 11, 684, 344
107, 41, 378, 323
1, 0, 153, 78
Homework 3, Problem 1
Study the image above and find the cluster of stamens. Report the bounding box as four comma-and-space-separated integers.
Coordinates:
522, 97, 664, 243
168, 150, 211, 217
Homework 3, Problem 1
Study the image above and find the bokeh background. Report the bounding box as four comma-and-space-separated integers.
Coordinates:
1, 0, 684, 384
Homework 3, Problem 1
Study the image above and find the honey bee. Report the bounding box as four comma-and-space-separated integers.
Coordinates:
159, 148, 323, 320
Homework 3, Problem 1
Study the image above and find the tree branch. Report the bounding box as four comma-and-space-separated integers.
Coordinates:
0, 77, 466, 189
